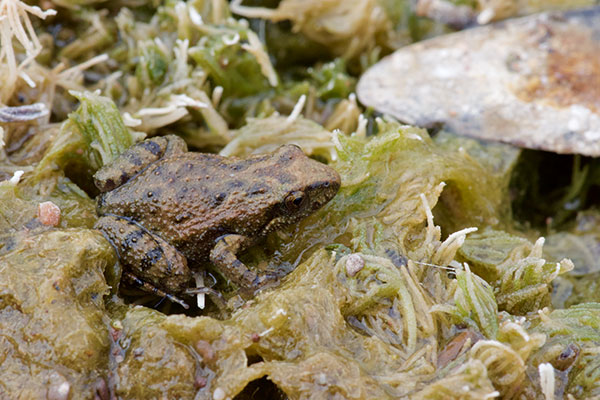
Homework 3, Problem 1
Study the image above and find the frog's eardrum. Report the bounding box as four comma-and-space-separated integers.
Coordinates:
357, 7, 600, 156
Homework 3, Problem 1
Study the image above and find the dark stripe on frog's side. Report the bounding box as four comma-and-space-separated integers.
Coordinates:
140, 140, 162, 156
123, 228, 144, 250
141, 247, 166, 271
127, 152, 144, 167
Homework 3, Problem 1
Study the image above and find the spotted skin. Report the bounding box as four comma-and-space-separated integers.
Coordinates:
94, 135, 187, 193
94, 135, 341, 306
95, 215, 190, 294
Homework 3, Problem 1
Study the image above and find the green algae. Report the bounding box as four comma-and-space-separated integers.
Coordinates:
0, 1, 599, 398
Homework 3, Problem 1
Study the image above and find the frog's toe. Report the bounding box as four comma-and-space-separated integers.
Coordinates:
237, 271, 278, 299
251, 271, 279, 290
125, 272, 190, 309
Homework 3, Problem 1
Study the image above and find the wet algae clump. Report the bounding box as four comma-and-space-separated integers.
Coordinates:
0, 0, 599, 398
0, 229, 115, 398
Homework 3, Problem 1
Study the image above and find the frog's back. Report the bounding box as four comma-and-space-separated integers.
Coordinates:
97, 151, 284, 259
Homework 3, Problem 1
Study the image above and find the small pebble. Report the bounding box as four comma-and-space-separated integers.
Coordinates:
194, 375, 208, 389
316, 373, 328, 385
9, 170, 24, 185
213, 387, 225, 400
552, 343, 580, 371
94, 378, 109, 400
38, 201, 61, 226
345, 254, 365, 277
109, 327, 121, 342
195, 340, 216, 363
47, 375, 70, 400
133, 347, 144, 358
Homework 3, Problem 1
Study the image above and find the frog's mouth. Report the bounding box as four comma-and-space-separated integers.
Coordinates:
308, 178, 341, 211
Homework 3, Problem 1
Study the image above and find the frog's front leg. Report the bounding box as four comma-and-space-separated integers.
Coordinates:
210, 234, 279, 295
94, 134, 187, 192
95, 215, 192, 307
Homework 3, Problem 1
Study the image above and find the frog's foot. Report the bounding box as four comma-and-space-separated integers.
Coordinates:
184, 286, 228, 311
125, 272, 189, 309
94, 135, 187, 192
249, 272, 280, 292
210, 234, 280, 296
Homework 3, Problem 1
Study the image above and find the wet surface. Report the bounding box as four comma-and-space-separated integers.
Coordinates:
515, 19, 600, 113
357, 7, 600, 155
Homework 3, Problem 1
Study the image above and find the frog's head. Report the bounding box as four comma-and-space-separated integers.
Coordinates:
270, 144, 341, 227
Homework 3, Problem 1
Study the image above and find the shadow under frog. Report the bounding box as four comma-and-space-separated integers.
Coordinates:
94, 135, 340, 308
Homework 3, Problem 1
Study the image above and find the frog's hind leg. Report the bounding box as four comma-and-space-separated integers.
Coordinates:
95, 215, 193, 307
94, 135, 188, 192
124, 272, 189, 309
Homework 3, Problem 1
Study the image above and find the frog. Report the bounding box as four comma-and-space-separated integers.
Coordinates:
93, 135, 341, 308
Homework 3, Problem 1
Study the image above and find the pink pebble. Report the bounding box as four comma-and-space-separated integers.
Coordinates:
38, 201, 61, 226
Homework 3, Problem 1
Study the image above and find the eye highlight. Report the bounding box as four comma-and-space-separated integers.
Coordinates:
284, 191, 306, 212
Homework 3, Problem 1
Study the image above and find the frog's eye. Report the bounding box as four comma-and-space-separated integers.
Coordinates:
284, 191, 306, 212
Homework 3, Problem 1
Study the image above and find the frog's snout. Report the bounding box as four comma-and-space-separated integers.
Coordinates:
324, 166, 341, 193
308, 168, 341, 210
322, 176, 341, 202
328, 171, 341, 193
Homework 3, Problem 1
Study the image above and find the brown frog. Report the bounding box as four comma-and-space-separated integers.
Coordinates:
94, 135, 340, 308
